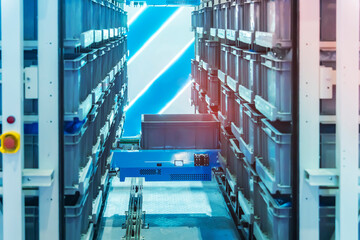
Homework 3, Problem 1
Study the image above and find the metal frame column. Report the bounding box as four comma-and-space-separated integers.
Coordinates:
299, 0, 320, 238
38, 0, 60, 239
336, 0, 359, 239
1, 0, 25, 239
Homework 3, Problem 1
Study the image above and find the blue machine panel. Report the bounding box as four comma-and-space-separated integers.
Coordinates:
111, 149, 220, 181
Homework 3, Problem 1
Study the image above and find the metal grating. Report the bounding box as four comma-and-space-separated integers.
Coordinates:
139, 169, 161, 175
170, 174, 211, 181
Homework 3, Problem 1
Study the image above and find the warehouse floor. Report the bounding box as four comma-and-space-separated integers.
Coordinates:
98, 178, 240, 239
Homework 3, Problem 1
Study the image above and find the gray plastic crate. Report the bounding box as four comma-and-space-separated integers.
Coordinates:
220, 126, 233, 163
205, 40, 220, 70
198, 92, 208, 114
191, 82, 198, 106
228, 1, 239, 31
253, 181, 292, 240
65, 0, 84, 40
141, 114, 220, 150
255, 0, 291, 48
65, 192, 92, 240
218, 85, 235, 128
207, 73, 220, 106
203, 7, 213, 32
192, 10, 198, 30
228, 46, 238, 82
239, 50, 261, 104
255, 53, 292, 121
64, 53, 89, 114
256, 119, 292, 194
228, 138, 243, 179
238, 157, 257, 224
320, 124, 360, 168
220, 2, 230, 29
199, 66, 208, 92
220, 44, 231, 74
213, 5, 220, 29
243, 0, 263, 32
227, 47, 243, 93
197, 38, 206, 61
231, 94, 245, 142
237, 0, 245, 31
240, 103, 264, 165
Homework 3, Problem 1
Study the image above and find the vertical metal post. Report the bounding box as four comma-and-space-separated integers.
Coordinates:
299, 0, 320, 238
336, 0, 359, 239
38, 0, 60, 239
1, 0, 25, 239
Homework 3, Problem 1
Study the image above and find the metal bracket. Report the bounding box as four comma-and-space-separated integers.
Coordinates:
0, 169, 54, 187
305, 168, 360, 188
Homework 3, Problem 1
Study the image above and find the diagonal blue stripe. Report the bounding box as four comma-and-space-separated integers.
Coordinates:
127, 7, 179, 59
123, 43, 194, 136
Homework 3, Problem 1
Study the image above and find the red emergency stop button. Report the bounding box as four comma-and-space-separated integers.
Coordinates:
0, 131, 20, 154
4, 136, 16, 150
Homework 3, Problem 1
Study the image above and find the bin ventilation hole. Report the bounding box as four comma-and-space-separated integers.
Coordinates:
139, 169, 161, 175
170, 174, 211, 181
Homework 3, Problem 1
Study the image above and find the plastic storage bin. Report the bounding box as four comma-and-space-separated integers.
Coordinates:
239, 50, 261, 103
238, 158, 257, 224
207, 73, 220, 106
240, 103, 264, 165
199, 66, 208, 92
198, 92, 208, 114
320, 124, 360, 168
255, 53, 292, 121
203, 7, 213, 32
192, 10, 198, 30
256, 119, 292, 194
228, 138, 243, 178
220, 126, 233, 165
191, 82, 199, 107
253, 181, 292, 240
231, 94, 245, 142
141, 114, 220, 150
213, 5, 220, 29
219, 44, 232, 83
218, 85, 235, 128
65, 192, 92, 240
243, 0, 263, 32
227, 47, 243, 93
205, 40, 220, 70
220, 2, 230, 29
255, 0, 291, 48
64, 53, 89, 115
197, 38, 206, 61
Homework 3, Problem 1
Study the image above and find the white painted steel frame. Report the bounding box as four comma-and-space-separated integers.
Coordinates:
38, 0, 60, 239
299, 0, 320, 238
1, 0, 25, 239
335, 0, 359, 239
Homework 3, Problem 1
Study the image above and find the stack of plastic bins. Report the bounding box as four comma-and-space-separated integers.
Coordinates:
218, 85, 235, 128
206, 71, 220, 108
240, 0, 263, 44
192, 10, 198, 31
255, 53, 292, 121
256, 119, 292, 195
64, 53, 89, 117
65, 192, 92, 240
205, 40, 220, 70
320, 124, 360, 168
219, 44, 231, 83
238, 157, 258, 226
255, 0, 291, 48
231, 94, 245, 141
226, 138, 243, 210
239, 50, 261, 103
203, 7, 213, 34
219, 126, 234, 169
240, 103, 264, 165
227, 47, 243, 92
253, 181, 292, 240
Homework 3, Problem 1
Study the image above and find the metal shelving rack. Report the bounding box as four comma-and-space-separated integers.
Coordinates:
299, 0, 359, 239
0, 0, 128, 239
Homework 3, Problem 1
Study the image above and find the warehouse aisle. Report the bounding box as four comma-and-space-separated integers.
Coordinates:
98, 178, 240, 239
